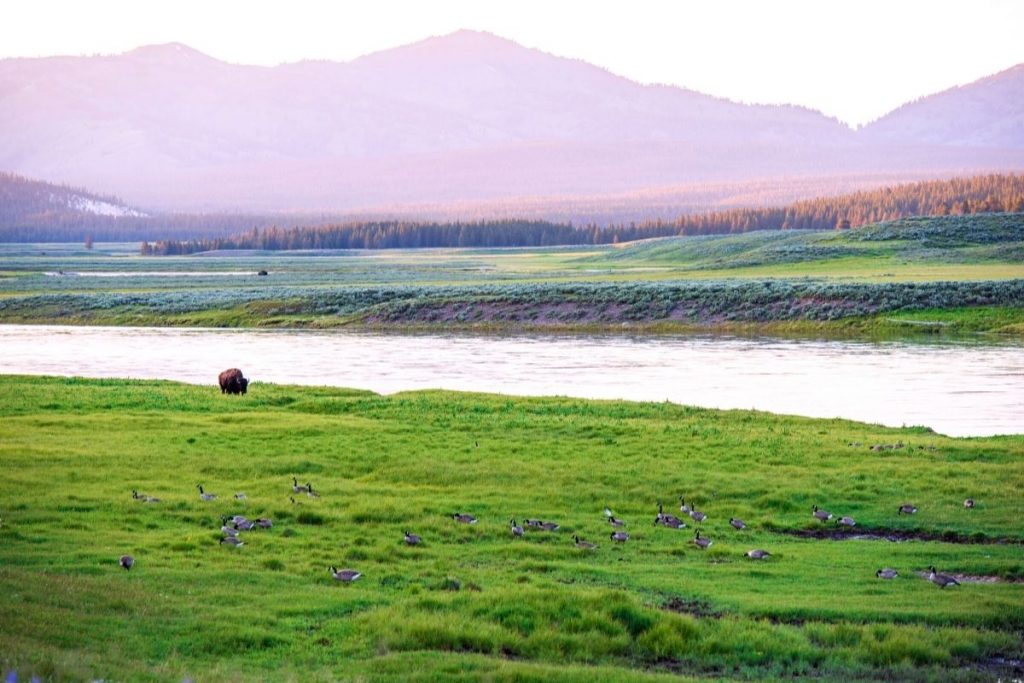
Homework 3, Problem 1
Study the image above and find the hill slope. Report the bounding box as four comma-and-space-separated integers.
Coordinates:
0, 32, 1021, 212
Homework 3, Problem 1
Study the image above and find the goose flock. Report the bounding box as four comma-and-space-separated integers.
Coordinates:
121, 482, 977, 588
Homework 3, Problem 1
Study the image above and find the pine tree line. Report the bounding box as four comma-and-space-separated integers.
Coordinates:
143, 174, 1024, 254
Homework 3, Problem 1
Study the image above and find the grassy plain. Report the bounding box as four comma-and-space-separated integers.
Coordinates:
0, 214, 1022, 335
0, 375, 1022, 681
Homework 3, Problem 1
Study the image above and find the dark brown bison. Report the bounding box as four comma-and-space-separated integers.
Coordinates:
218, 368, 249, 395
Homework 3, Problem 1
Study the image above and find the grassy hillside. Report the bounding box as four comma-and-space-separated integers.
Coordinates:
0, 376, 1022, 681
0, 214, 1022, 334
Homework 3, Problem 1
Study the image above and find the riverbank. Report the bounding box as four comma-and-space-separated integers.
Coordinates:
2, 281, 1023, 337
1, 376, 1022, 681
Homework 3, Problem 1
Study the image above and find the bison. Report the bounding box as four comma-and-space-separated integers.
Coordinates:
218, 368, 249, 395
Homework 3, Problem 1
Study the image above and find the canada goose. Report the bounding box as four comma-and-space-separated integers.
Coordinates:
306, 483, 320, 498
133, 489, 160, 503
693, 530, 712, 549
255, 518, 273, 529
330, 566, 362, 582
292, 478, 309, 494
119, 554, 134, 570
655, 502, 686, 528
655, 514, 686, 529
812, 505, 833, 522
524, 519, 544, 528
876, 568, 898, 579
679, 497, 691, 514
729, 518, 746, 530
235, 519, 256, 531
574, 535, 598, 550
836, 516, 856, 527
451, 513, 477, 524
607, 516, 626, 527
689, 509, 707, 523
234, 493, 247, 501
897, 504, 918, 515
221, 525, 239, 537
963, 498, 975, 509
746, 549, 770, 560
927, 566, 960, 588
540, 521, 561, 532
510, 519, 524, 537
403, 530, 422, 546
197, 485, 216, 501
220, 536, 244, 547
229, 515, 248, 525
610, 531, 630, 542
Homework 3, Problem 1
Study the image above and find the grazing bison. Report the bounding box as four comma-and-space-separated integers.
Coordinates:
218, 368, 249, 395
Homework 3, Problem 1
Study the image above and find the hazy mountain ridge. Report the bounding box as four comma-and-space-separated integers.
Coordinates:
0, 31, 1021, 212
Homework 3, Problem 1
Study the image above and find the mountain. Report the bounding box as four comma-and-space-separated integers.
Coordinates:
862, 64, 1024, 147
0, 31, 1021, 213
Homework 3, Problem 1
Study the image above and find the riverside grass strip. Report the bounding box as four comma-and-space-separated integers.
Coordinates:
0, 375, 1021, 681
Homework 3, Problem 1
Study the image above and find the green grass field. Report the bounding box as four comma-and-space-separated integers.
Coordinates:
1, 376, 1021, 681
1, 214, 1022, 335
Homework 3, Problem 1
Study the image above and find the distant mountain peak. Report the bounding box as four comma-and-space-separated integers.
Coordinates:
125, 42, 217, 64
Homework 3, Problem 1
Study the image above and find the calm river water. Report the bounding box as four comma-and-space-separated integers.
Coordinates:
2, 325, 1021, 437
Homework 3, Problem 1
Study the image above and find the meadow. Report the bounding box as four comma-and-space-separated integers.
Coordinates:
0, 214, 1022, 335
0, 375, 1022, 682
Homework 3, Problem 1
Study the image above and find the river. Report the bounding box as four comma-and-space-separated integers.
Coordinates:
3, 325, 1022, 437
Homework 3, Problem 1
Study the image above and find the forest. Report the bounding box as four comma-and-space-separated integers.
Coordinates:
143, 174, 1024, 254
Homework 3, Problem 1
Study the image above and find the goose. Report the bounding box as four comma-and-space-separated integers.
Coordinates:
655, 514, 686, 529
812, 505, 833, 522
403, 530, 422, 546
451, 513, 477, 524
963, 498, 975, 509
221, 525, 239, 537
655, 502, 686, 528
524, 519, 544, 529
330, 566, 362, 582
573, 535, 598, 550
235, 519, 256, 531
679, 497, 691, 514
610, 531, 630, 543
229, 515, 249, 525
926, 566, 960, 588
607, 516, 626, 527
540, 521, 561, 532
897, 504, 918, 515
233, 493, 247, 501
143, 495, 161, 503
292, 478, 309, 494
746, 549, 770, 560
197, 485, 216, 501
693, 530, 712, 549
306, 483, 320, 498
876, 568, 898, 579
119, 554, 134, 570
836, 516, 856, 528
510, 519, 524, 537
729, 518, 746, 530
220, 536, 244, 547
689, 509, 707, 523
255, 518, 273, 529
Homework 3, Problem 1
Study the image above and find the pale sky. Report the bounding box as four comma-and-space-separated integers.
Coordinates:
3, 0, 1022, 126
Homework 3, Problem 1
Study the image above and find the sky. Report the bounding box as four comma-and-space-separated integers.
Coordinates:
3, 0, 1022, 127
